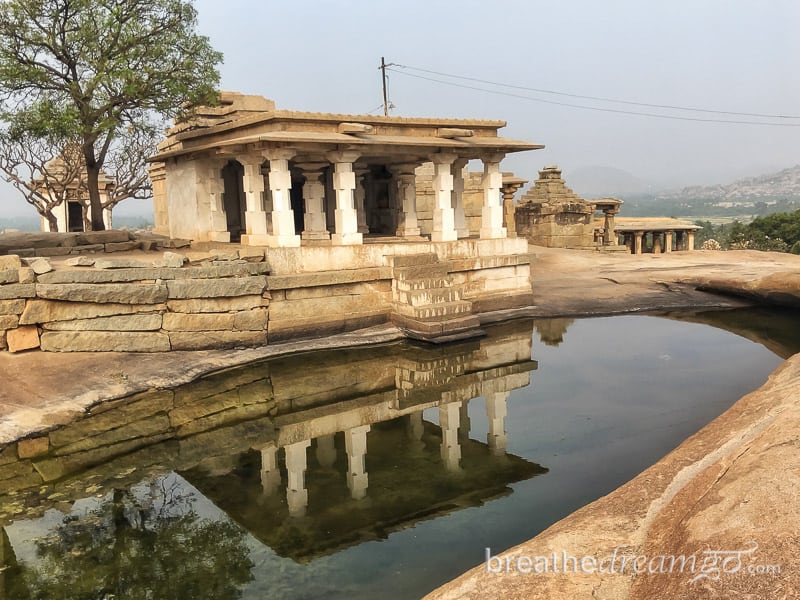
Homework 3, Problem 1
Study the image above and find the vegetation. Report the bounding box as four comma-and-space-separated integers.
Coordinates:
694, 209, 800, 253
0, 0, 222, 230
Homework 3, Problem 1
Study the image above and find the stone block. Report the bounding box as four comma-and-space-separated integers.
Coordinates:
237, 378, 273, 405
70, 244, 105, 254
40, 331, 170, 352
94, 257, 151, 269
0, 269, 19, 284
104, 241, 142, 253
175, 403, 270, 439
7, 325, 40, 352
0, 315, 19, 329
17, 436, 49, 458
0, 299, 25, 315
165, 276, 267, 299
8, 248, 34, 257
17, 267, 35, 284
42, 313, 162, 331
64, 256, 96, 267
238, 248, 265, 262
209, 249, 239, 261
35, 282, 168, 304
162, 312, 235, 331
173, 368, 268, 406
168, 330, 266, 350
20, 300, 166, 324
233, 308, 268, 330
76, 230, 131, 245
156, 252, 187, 268
0, 256, 21, 270
0, 284, 36, 300
21, 257, 53, 274
269, 294, 388, 321
35, 247, 71, 256
169, 389, 240, 427
165, 295, 263, 313
53, 415, 171, 457
37, 268, 167, 283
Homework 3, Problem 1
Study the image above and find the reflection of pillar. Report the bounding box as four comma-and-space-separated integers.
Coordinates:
430, 153, 458, 242
299, 164, 330, 241
285, 440, 311, 517
458, 399, 471, 441
345, 425, 370, 499
486, 391, 509, 455
260, 443, 281, 496
439, 402, 461, 471
634, 231, 644, 255
451, 158, 469, 238
665, 230, 674, 253
687, 230, 696, 251
480, 153, 507, 239
316, 434, 337, 468
407, 411, 424, 441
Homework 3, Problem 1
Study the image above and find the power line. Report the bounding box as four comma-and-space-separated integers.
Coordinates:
386, 67, 800, 127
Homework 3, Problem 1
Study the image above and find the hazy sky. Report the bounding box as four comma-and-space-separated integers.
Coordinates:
4, 0, 800, 216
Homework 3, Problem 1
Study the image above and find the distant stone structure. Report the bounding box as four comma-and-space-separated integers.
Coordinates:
614, 218, 701, 254
514, 166, 622, 249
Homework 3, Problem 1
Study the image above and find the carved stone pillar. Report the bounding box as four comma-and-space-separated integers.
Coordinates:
429, 153, 458, 242
206, 158, 230, 242
451, 158, 469, 238
239, 155, 270, 246
665, 230, 674, 253
355, 166, 370, 234
392, 163, 421, 237
298, 163, 330, 241
634, 231, 644, 255
480, 153, 507, 239
326, 150, 363, 245
687, 230, 696, 251
284, 440, 311, 517
261, 148, 300, 247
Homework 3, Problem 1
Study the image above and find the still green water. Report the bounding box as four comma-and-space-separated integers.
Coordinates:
0, 308, 798, 599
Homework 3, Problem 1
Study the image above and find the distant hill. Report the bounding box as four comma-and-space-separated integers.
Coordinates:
561, 165, 651, 197
656, 165, 800, 202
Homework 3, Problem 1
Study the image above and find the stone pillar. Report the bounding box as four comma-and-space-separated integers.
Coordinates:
326, 151, 363, 245
458, 399, 471, 442
284, 440, 311, 517
653, 232, 663, 254
439, 402, 461, 471
392, 163, 421, 237
451, 158, 470, 238
500, 178, 526, 239
634, 231, 644, 255
261, 149, 300, 248
355, 166, 370, 234
316, 434, 337, 468
206, 159, 230, 242
480, 153, 507, 239
603, 210, 618, 246
665, 230, 674, 253
486, 391, 509, 455
429, 153, 458, 242
298, 163, 330, 241
260, 443, 281, 496
345, 425, 370, 499
239, 155, 271, 246
687, 230, 696, 251
624, 233, 633, 252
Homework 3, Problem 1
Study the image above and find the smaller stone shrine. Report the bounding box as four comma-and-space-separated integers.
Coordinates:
515, 165, 621, 249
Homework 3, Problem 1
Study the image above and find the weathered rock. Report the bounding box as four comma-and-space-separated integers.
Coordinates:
63, 256, 96, 267
42, 313, 162, 331
17, 436, 49, 459
162, 238, 191, 249
70, 244, 105, 254
0, 284, 35, 300
34, 247, 71, 256
17, 267, 35, 284
238, 248, 265, 262
37, 268, 166, 283
209, 249, 239, 261
0, 315, 19, 329
0, 299, 25, 315
7, 249, 34, 257
94, 257, 151, 269
165, 276, 267, 299
20, 300, 167, 324
156, 252, 187, 268
40, 331, 170, 352
21, 257, 53, 274
7, 325, 40, 353
104, 241, 141, 253
0, 269, 18, 284
166, 295, 264, 313
75, 230, 131, 245
0, 256, 21, 270
168, 330, 267, 350
233, 308, 268, 330
35, 282, 168, 304
53, 415, 171, 456
162, 312, 235, 331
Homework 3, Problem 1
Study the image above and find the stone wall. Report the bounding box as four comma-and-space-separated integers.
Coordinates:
415, 163, 485, 236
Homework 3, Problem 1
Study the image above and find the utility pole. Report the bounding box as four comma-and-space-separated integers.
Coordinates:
379, 56, 393, 116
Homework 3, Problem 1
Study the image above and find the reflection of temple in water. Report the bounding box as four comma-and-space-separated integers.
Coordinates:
534, 318, 574, 347
0, 320, 546, 576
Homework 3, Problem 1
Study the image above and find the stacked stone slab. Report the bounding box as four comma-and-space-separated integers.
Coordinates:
0, 229, 185, 258
515, 165, 596, 248
389, 253, 481, 343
